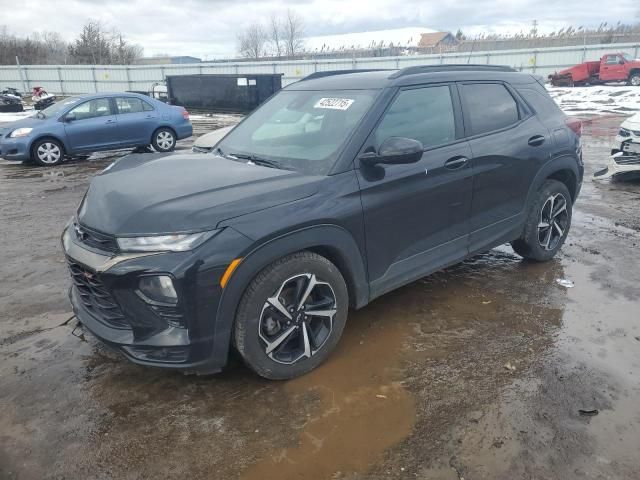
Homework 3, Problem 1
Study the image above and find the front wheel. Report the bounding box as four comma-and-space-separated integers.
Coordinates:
629, 73, 640, 87
152, 128, 176, 152
511, 180, 572, 262
31, 138, 64, 166
233, 252, 349, 380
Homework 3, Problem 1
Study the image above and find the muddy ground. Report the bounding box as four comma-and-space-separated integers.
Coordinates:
0, 115, 639, 480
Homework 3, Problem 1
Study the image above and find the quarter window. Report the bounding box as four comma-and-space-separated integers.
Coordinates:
462, 83, 520, 136
67, 98, 112, 120
374, 85, 456, 149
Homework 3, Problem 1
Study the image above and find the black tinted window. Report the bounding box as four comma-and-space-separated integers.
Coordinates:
375, 86, 456, 148
518, 88, 562, 118
462, 83, 520, 136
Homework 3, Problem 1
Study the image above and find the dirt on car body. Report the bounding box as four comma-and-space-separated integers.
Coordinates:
1, 115, 639, 479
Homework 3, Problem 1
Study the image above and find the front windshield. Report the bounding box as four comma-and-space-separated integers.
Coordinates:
217, 89, 377, 175
622, 53, 633, 62
39, 96, 83, 118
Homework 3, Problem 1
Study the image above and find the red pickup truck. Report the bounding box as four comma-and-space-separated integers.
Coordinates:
549, 53, 640, 87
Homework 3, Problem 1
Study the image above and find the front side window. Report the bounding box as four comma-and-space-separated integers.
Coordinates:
115, 97, 151, 114
462, 83, 520, 136
605, 55, 620, 65
68, 98, 112, 120
374, 85, 456, 149
217, 89, 377, 175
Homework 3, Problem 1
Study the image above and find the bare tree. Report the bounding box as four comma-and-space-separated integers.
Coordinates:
269, 15, 283, 58
238, 23, 267, 59
283, 9, 305, 57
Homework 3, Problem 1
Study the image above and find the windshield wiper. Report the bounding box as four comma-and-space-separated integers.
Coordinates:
227, 152, 292, 170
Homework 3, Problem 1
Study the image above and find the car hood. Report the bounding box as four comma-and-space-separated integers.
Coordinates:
78, 152, 321, 236
621, 113, 640, 131
0, 115, 43, 133
193, 126, 234, 149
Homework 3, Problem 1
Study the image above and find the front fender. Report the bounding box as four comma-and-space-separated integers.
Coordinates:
208, 224, 369, 369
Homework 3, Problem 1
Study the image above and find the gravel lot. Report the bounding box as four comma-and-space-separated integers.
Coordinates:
1, 115, 639, 480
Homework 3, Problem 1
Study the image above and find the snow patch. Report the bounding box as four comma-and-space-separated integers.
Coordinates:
547, 85, 640, 116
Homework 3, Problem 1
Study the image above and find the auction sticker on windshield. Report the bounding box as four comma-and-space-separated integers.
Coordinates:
314, 98, 354, 110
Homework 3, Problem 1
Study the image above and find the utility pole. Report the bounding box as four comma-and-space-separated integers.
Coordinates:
531, 19, 538, 38
15, 56, 27, 93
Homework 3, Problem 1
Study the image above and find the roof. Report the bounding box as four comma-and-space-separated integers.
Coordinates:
418, 32, 455, 48
287, 66, 536, 91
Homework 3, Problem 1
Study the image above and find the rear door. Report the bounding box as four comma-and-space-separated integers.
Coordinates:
114, 96, 158, 146
63, 98, 119, 152
459, 82, 553, 253
356, 83, 474, 298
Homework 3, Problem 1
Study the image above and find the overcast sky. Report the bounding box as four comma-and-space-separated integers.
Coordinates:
1, 0, 638, 59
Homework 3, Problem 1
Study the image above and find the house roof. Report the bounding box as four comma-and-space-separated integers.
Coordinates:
418, 32, 454, 48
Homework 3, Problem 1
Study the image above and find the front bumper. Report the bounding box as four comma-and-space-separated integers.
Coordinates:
0, 136, 31, 161
593, 152, 640, 180
62, 225, 252, 373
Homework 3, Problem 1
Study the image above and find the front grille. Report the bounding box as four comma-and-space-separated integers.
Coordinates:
614, 155, 640, 165
67, 258, 129, 329
74, 223, 119, 253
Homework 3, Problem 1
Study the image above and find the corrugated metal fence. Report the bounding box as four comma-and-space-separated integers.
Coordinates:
1, 42, 639, 95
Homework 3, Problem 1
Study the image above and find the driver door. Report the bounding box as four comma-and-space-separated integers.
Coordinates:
600, 54, 626, 81
63, 98, 120, 152
356, 84, 473, 298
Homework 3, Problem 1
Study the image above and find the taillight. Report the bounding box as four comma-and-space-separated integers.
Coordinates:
182, 110, 190, 120
565, 118, 582, 137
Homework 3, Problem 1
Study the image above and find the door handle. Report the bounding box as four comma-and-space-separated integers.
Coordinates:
444, 156, 469, 169
528, 135, 546, 147
105, 119, 115, 124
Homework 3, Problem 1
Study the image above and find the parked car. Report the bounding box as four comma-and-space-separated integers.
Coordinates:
62, 66, 583, 379
594, 113, 640, 180
191, 125, 234, 153
549, 52, 640, 86
0, 93, 192, 166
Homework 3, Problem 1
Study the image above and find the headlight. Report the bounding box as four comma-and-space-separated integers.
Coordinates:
9, 127, 33, 138
117, 230, 218, 252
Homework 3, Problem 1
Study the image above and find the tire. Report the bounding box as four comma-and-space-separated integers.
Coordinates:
511, 179, 572, 262
31, 138, 64, 166
233, 251, 349, 380
629, 73, 640, 87
151, 127, 176, 152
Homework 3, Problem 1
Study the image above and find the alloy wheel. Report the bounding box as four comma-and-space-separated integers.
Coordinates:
258, 273, 337, 365
538, 193, 569, 251
631, 75, 640, 87
37, 142, 62, 164
156, 131, 174, 150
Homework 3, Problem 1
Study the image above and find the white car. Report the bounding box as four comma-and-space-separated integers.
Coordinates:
191, 125, 234, 153
594, 113, 640, 180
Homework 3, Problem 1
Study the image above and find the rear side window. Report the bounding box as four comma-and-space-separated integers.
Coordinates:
374, 85, 456, 148
461, 83, 520, 136
116, 97, 145, 114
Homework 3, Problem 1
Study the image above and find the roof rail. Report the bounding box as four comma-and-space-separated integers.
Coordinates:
300, 69, 390, 81
388, 64, 517, 79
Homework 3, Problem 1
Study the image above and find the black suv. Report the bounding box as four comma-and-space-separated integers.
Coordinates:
62, 66, 583, 379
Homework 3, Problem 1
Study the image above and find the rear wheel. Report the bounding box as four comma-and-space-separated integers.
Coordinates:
31, 138, 64, 166
233, 252, 348, 380
511, 180, 572, 262
151, 128, 176, 152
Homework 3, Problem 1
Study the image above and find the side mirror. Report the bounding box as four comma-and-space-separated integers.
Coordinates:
360, 137, 424, 166
64, 113, 76, 122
